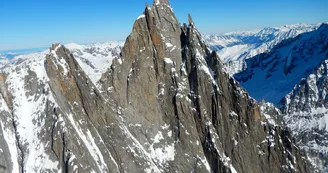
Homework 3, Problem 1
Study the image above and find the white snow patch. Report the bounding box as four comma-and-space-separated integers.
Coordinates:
229, 111, 238, 118
67, 113, 109, 172
149, 131, 176, 164
137, 14, 145, 20
66, 41, 123, 84
6, 51, 62, 172
165, 42, 173, 48
170, 46, 176, 52
117, 58, 122, 64
164, 58, 174, 64
140, 47, 146, 52
121, 125, 161, 172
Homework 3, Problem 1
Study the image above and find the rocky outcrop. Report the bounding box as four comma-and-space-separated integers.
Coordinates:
0, 73, 14, 173
0, 92, 15, 173
0, 74, 12, 111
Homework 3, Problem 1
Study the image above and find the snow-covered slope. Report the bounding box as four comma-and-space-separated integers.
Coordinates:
204, 23, 319, 74
0, 56, 11, 72
234, 23, 328, 104
5, 49, 61, 172
0, 41, 124, 85
0, 43, 161, 172
281, 59, 328, 171
229, 24, 328, 171
0, 48, 47, 59
65, 41, 123, 83
0, 53, 19, 60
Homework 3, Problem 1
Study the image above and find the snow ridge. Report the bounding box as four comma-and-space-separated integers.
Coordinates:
235, 23, 328, 104
204, 23, 320, 75
65, 42, 123, 84
282, 59, 328, 170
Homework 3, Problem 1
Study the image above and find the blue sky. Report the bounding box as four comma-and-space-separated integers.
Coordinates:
0, 0, 327, 51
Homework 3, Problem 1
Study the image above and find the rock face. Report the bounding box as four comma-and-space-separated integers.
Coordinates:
281, 59, 328, 172
0, 1, 314, 173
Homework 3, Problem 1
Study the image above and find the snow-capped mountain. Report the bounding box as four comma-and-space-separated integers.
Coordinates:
0, 41, 124, 85
0, 56, 11, 71
0, 1, 313, 172
1, 24, 318, 80
204, 23, 319, 74
65, 41, 123, 84
0, 53, 19, 59
0, 47, 47, 59
235, 23, 328, 104
281, 59, 328, 171
226, 23, 328, 172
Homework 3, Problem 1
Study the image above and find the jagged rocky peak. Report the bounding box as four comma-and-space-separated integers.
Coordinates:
188, 13, 195, 26
0, 73, 12, 110
155, 0, 170, 5
51, 43, 61, 50
99, 1, 313, 172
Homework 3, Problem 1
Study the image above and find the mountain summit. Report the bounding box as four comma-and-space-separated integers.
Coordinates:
98, 1, 312, 172
155, 0, 170, 4
0, 1, 313, 173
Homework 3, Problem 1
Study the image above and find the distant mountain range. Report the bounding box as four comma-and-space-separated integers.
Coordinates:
0, 47, 47, 59
204, 22, 328, 171
0, 42, 123, 84
204, 23, 322, 75
65, 42, 123, 84
230, 23, 328, 171
235, 23, 328, 104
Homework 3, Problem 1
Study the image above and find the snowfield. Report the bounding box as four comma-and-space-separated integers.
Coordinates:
0, 41, 124, 85
204, 23, 320, 75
